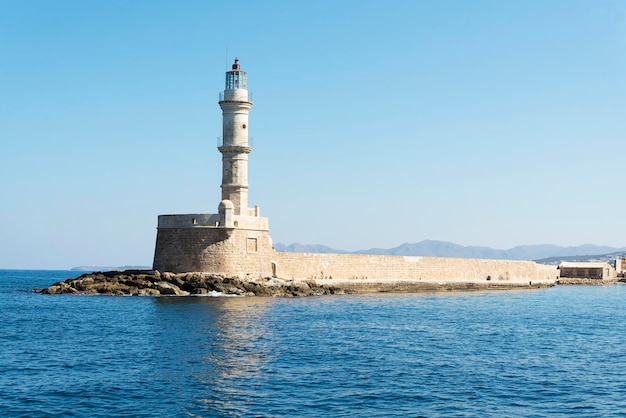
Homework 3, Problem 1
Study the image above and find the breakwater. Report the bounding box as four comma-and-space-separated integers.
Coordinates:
37, 268, 557, 297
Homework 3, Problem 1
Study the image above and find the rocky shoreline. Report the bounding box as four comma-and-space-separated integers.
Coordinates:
557, 278, 625, 285
34, 270, 561, 297
35, 271, 339, 297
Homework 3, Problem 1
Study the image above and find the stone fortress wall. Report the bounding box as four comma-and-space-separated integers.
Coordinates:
273, 252, 558, 284
153, 210, 558, 284
154, 219, 558, 285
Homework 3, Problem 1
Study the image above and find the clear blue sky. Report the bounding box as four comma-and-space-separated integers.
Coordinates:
1, 0, 625, 269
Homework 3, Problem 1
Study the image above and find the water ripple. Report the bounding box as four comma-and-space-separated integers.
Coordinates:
3, 273, 626, 416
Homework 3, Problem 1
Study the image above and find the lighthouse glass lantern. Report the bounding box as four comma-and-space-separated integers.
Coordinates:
225, 58, 247, 90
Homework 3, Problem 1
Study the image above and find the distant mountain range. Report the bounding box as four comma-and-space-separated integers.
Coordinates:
534, 252, 626, 266
71, 241, 626, 271
274, 240, 626, 264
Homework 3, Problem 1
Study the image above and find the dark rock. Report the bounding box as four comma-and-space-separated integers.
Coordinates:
154, 281, 187, 296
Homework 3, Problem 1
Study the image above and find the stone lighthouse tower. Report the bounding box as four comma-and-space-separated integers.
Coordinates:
152, 58, 274, 275
219, 57, 252, 216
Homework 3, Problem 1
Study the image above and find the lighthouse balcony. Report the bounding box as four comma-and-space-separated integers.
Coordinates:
219, 91, 253, 103
218, 136, 253, 150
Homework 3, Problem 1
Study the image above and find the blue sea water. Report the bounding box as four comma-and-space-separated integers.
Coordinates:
2, 270, 626, 417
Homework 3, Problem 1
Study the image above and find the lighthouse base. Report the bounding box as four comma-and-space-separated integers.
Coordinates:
152, 213, 274, 277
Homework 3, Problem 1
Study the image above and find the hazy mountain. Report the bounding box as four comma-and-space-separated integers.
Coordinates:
353, 240, 504, 258
535, 251, 626, 266
275, 240, 626, 261
550, 244, 626, 257
273, 243, 348, 254
71, 242, 626, 272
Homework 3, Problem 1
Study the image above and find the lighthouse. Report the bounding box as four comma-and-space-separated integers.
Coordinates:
153, 58, 273, 276
219, 58, 253, 216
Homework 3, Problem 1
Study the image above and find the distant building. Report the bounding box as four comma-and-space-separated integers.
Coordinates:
558, 262, 617, 280
617, 258, 626, 277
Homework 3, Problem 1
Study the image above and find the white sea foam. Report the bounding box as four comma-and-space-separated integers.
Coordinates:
191, 290, 241, 297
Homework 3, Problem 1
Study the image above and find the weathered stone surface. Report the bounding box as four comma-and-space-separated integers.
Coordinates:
154, 281, 187, 296
137, 288, 161, 296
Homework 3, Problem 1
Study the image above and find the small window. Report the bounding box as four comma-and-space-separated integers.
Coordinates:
192, 218, 198, 225
247, 238, 258, 253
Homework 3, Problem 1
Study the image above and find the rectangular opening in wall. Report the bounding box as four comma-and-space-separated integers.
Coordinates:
247, 237, 258, 253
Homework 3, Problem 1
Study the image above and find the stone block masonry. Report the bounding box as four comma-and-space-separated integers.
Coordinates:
273, 252, 558, 285
153, 224, 274, 277
152, 215, 557, 287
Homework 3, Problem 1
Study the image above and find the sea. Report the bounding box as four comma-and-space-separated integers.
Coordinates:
2, 269, 626, 417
